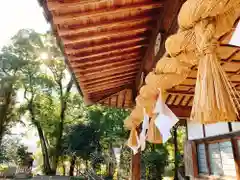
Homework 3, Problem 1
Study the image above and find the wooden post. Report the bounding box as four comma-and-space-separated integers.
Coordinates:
173, 126, 178, 180
231, 138, 240, 180
131, 151, 141, 180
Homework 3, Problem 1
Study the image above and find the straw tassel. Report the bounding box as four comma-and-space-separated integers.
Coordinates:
190, 20, 240, 123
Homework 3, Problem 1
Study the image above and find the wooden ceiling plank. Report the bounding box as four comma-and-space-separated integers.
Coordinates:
74, 58, 140, 73
52, 2, 163, 25
58, 16, 155, 37
71, 52, 140, 69
76, 62, 141, 76
68, 45, 145, 61
66, 43, 145, 58
83, 72, 138, 85
62, 27, 150, 45
47, 0, 107, 11
65, 37, 146, 55
84, 82, 133, 94
85, 76, 136, 89
76, 67, 139, 81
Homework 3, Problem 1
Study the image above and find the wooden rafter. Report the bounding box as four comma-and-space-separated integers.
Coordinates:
74, 58, 140, 73
52, 2, 162, 25
82, 72, 138, 85
70, 52, 140, 68
84, 82, 133, 94
68, 45, 145, 61
76, 62, 141, 76
64, 37, 146, 55
85, 76, 136, 89
76, 68, 139, 81
58, 15, 155, 36
62, 26, 150, 45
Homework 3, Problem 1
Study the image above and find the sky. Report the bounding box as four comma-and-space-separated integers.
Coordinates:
230, 20, 240, 47
1, 0, 50, 153
0, 0, 50, 48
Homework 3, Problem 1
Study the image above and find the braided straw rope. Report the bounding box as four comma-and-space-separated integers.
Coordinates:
124, 0, 240, 129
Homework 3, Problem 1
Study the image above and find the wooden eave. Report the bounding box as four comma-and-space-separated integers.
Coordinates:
38, 0, 184, 110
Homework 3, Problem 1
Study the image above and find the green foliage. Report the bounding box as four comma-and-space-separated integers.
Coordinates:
63, 123, 100, 160
16, 145, 28, 165
0, 135, 25, 164
142, 144, 169, 180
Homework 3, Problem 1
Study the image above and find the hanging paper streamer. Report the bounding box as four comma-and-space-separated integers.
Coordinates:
138, 108, 149, 151
147, 115, 162, 144
154, 90, 179, 143
127, 128, 140, 155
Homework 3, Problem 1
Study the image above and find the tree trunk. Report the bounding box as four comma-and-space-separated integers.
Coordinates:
29, 102, 52, 175
35, 121, 52, 175
85, 160, 88, 172
0, 85, 13, 145
69, 155, 76, 176
51, 79, 73, 174
61, 158, 66, 176
107, 143, 115, 178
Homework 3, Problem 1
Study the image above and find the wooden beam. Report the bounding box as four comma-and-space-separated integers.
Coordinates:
84, 82, 133, 94
76, 68, 139, 81
169, 105, 191, 118
231, 138, 240, 180
47, 0, 108, 11
68, 45, 145, 61
58, 15, 155, 37
76, 62, 141, 76
82, 71, 138, 84
62, 27, 150, 45
84, 74, 137, 87
185, 96, 193, 107
65, 37, 146, 55
167, 90, 194, 96
85, 77, 135, 89
71, 52, 140, 69
173, 126, 178, 180
52, 2, 162, 25
74, 58, 140, 74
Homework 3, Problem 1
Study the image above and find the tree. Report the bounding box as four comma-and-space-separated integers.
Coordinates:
0, 45, 26, 144
0, 135, 25, 165
16, 145, 29, 166
142, 144, 169, 180
8, 29, 76, 175
63, 122, 101, 176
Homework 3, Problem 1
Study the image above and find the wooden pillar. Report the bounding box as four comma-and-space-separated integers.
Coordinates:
231, 138, 240, 180
173, 126, 178, 180
131, 151, 141, 180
